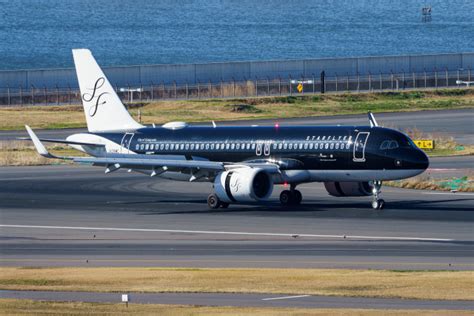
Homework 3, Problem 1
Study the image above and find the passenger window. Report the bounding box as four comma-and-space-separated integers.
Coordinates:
205, 143, 210, 150
211, 144, 215, 150
283, 143, 288, 150
135, 144, 139, 150
299, 143, 303, 150
185, 144, 189, 150
330, 143, 334, 149
389, 141, 399, 149
304, 143, 308, 150
145, 144, 149, 150
309, 143, 313, 149
160, 144, 164, 150
325, 143, 329, 149
289, 144, 293, 150
315, 143, 319, 150
231, 143, 235, 150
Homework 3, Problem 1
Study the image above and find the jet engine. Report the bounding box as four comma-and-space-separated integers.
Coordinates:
324, 181, 373, 197
214, 168, 273, 203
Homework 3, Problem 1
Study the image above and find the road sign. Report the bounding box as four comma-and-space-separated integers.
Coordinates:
413, 139, 434, 149
297, 83, 303, 93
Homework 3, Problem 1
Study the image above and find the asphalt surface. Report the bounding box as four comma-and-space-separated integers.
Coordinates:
1, 162, 473, 270
1, 290, 473, 310
2, 108, 473, 144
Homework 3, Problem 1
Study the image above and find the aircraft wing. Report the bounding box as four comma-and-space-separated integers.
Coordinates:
25, 125, 280, 179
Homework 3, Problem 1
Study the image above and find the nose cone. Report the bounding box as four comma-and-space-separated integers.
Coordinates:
416, 149, 430, 170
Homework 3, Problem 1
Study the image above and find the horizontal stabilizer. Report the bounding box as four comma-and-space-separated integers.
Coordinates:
18, 137, 105, 147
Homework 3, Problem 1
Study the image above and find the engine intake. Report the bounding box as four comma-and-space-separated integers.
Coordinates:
324, 181, 373, 197
214, 168, 273, 203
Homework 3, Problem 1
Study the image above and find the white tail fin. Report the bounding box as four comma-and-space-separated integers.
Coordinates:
72, 49, 144, 133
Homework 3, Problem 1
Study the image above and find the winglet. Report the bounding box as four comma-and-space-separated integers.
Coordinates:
25, 125, 56, 158
368, 112, 378, 128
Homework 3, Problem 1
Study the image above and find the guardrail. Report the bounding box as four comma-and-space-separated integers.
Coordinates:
0, 69, 471, 106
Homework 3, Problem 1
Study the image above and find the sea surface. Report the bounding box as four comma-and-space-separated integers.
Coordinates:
0, 0, 473, 70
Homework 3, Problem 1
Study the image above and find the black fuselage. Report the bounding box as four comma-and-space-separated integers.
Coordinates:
97, 125, 429, 172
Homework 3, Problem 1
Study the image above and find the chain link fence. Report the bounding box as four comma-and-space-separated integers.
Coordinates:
0, 68, 471, 107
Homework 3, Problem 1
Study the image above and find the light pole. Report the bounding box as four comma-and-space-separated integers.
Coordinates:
119, 88, 143, 102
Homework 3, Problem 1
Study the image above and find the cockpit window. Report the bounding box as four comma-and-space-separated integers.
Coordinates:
380, 140, 399, 150
389, 140, 399, 149
380, 140, 390, 150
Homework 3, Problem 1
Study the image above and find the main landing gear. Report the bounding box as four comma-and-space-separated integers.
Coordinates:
207, 193, 229, 209
371, 180, 385, 210
280, 185, 302, 206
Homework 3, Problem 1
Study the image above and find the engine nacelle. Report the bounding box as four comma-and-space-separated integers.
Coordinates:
324, 181, 373, 197
214, 168, 273, 203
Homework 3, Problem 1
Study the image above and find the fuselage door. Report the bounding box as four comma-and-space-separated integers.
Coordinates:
353, 132, 369, 162
120, 133, 134, 154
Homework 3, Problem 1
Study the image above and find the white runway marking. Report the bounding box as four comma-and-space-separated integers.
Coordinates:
0, 224, 454, 242
262, 295, 311, 301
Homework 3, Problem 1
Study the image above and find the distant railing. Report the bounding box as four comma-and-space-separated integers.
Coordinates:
0, 68, 471, 106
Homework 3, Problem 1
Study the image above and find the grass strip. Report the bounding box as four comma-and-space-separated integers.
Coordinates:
0, 267, 473, 301
1, 89, 473, 131
1, 299, 472, 316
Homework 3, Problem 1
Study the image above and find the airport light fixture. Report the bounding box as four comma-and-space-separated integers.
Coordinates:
456, 80, 474, 87
119, 87, 143, 102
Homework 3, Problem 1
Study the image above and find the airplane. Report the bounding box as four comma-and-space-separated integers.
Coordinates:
24, 49, 429, 210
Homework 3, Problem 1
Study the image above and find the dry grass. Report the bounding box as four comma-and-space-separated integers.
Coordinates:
0, 267, 473, 301
386, 173, 474, 192
1, 89, 473, 130
0, 299, 471, 316
403, 127, 474, 157
0, 141, 85, 166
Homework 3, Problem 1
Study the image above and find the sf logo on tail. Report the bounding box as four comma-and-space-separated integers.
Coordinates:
82, 77, 109, 117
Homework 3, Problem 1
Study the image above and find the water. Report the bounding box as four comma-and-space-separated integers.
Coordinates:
0, 0, 473, 70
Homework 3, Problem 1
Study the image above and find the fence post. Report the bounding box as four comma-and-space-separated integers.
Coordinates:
335, 74, 338, 92
412, 71, 416, 88
469, 68, 471, 82
457, 69, 460, 83
312, 74, 315, 94
7, 86, 10, 106
44, 86, 47, 106
278, 76, 281, 95
185, 81, 188, 99
197, 81, 200, 99
56, 85, 59, 105
390, 71, 394, 90
232, 78, 235, 97
434, 68, 438, 89
151, 82, 154, 100
220, 79, 223, 98
267, 77, 270, 96
174, 81, 177, 99
289, 75, 292, 96
254, 77, 258, 97
161, 82, 165, 99
19, 86, 23, 106
31, 85, 35, 105
402, 72, 405, 90
424, 70, 427, 88
68, 85, 71, 104
140, 84, 143, 101
379, 72, 382, 91
357, 73, 360, 92
368, 72, 371, 91
346, 74, 349, 91
208, 80, 211, 98
445, 68, 448, 87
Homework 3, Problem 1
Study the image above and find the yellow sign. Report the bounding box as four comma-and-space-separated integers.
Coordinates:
413, 139, 434, 149
297, 83, 303, 93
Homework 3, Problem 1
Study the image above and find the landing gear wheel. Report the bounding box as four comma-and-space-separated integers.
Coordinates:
280, 190, 292, 206
371, 181, 385, 210
293, 190, 302, 205
372, 199, 385, 210
220, 202, 230, 209
207, 194, 220, 209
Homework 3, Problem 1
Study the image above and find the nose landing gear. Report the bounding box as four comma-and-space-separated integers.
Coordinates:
371, 180, 385, 209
